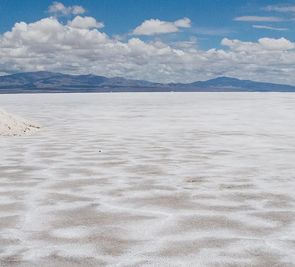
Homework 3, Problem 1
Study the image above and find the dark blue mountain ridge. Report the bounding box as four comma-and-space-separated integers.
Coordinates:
0, 71, 294, 93
189, 77, 295, 91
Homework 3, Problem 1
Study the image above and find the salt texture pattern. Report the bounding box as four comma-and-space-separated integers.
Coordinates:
0, 93, 294, 267
0, 109, 40, 136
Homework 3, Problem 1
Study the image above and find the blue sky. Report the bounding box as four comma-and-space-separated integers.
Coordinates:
1, 0, 294, 49
0, 0, 295, 84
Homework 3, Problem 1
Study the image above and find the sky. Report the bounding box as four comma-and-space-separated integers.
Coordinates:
0, 0, 295, 84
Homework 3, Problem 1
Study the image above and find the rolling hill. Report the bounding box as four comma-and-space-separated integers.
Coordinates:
0, 72, 294, 93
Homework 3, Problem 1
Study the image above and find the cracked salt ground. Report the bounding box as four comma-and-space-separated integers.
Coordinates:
0, 93, 295, 266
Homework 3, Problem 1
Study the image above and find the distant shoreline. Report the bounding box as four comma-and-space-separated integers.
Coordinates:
1, 89, 295, 94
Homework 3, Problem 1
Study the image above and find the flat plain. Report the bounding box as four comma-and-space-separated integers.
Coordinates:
0, 93, 294, 266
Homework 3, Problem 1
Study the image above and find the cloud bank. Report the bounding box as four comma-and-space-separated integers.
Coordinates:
1, 4, 295, 85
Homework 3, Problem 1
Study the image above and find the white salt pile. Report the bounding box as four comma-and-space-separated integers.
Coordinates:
0, 109, 40, 136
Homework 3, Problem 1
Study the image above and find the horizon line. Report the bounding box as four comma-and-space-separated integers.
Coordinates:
1, 71, 295, 87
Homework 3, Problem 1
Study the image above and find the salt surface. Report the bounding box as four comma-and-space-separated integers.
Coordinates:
0, 93, 294, 267
0, 108, 40, 136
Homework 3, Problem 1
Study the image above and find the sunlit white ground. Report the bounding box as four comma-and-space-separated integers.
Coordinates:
0, 109, 40, 136
0, 93, 295, 267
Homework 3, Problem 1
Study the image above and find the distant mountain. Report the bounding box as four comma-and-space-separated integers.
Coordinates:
0, 71, 295, 93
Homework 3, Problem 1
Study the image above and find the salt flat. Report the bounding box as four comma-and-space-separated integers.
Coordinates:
0, 93, 295, 267
0, 109, 40, 136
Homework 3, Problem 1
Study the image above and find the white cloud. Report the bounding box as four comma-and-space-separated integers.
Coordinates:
1, 16, 295, 85
234, 16, 284, 22
172, 37, 198, 51
221, 37, 295, 51
264, 4, 295, 13
48, 1, 85, 16
68, 16, 104, 29
258, 37, 295, 50
252, 25, 288, 31
133, 17, 191, 35
174, 17, 191, 28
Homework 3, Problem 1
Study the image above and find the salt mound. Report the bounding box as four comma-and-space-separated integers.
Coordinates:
0, 109, 40, 136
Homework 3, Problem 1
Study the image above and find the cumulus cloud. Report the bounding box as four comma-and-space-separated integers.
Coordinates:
68, 16, 104, 29
1, 16, 295, 85
132, 17, 191, 35
222, 37, 295, 51
258, 37, 295, 50
234, 16, 284, 22
252, 25, 288, 31
174, 18, 191, 28
48, 1, 85, 16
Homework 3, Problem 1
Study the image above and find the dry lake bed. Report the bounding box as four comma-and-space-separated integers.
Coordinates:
0, 93, 295, 266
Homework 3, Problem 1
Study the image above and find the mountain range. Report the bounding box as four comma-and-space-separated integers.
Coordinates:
0, 71, 295, 93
